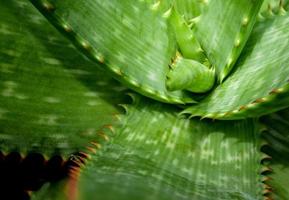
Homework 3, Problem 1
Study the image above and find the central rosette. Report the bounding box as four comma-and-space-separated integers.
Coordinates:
165, 8, 215, 93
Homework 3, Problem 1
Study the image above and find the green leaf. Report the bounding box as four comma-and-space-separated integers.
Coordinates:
261, 108, 289, 199
30, 0, 197, 104
268, 163, 289, 199
67, 95, 263, 200
166, 57, 215, 93
0, 0, 125, 157
260, 0, 289, 17
195, 0, 264, 81
183, 13, 289, 120
167, 8, 205, 62
145, 0, 206, 20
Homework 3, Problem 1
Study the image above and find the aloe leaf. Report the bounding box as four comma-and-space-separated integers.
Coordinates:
261, 108, 289, 199
45, 95, 264, 200
0, 0, 125, 157
29, 0, 198, 104
167, 8, 206, 62
166, 57, 215, 93
260, 0, 289, 16
268, 163, 289, 199
183, 13, 289, 120
145, 0, 206, 20
170, 0, 206, 19
195, 0, 264, 81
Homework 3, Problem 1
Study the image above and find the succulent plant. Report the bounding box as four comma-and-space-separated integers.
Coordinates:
1, 0, 289, 199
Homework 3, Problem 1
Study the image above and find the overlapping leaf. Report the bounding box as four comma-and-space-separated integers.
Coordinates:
0, 0, 125, 157
261, 108, 289, 199
184, 13, 289, 120
63, 95, 263, 200
260, 0, 289, 16
145, 0, 206, 19
1, 1, 288, 200
195, 0, 263, 81
30, 0, 196, 104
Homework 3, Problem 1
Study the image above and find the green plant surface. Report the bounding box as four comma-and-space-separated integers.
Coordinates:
183, 13, 289, 120
29, 0, 198, 104
194, 0, 264, 81
1, 0, 289, 199
29, 0, 289, 120
261, 108, 289, 199
167, 8, 206, 62
31, 95, 264, 200
166, 57, 215, 93
260, 0, 289, 16
75, 96, 263, 200
268, 163, 289, 199
0, 0, 125, 157
145, 0, 206, 20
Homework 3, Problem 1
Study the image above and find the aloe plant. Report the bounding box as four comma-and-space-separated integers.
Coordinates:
1, 0, 289, 199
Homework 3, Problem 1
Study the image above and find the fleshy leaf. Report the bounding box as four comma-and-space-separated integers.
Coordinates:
166, 57, 215, 93
261, 108, 289, 199
145, 0, 207, 20
68, 95, 263, 200
195, 0, 264, 81
167, 8, 205, 62
260, 0, 289, 17
0, 0, 125, 157
184, 13, 289, 120
30, 0, 197, 104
